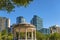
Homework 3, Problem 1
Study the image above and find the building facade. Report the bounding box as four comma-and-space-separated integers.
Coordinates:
40, 28, 50, 34
0, 17, 10, 31
16, 16, 26, 24
50, 25, 60, 34
30, 15, 43, 30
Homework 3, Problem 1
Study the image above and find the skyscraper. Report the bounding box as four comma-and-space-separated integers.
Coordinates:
30, 15, 43, 30
0, 17, 10, 31
16, 16, 26, 24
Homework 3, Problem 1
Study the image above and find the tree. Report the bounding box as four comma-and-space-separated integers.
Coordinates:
0, 32, 2, 40
1, 29, 8, 40
1, 29, 13, 40
36, 31, 45, 40
7, 33, 13, 40
45, 34, 50, 40
49, 33, 60, 40
0, 0, 33, 12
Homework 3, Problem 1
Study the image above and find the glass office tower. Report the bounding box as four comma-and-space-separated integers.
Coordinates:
16, 16, 26, 24
31, 15, 43, 30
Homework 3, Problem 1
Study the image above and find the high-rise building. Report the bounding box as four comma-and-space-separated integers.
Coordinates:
50, 25, 60, 34
40, 28, 50, 34
0, 17, 10, 31
16, 16, 26, 24
30, 15, 43, 30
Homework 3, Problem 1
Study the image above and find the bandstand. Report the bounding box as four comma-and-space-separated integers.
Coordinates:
13, 23, 36, 40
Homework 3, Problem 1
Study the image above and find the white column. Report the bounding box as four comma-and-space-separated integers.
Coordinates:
25, 29, 27, 40
14, 30, 16, 40
32, 29, 33, 40
35, 30, 36, 40
19, 28, 20, 40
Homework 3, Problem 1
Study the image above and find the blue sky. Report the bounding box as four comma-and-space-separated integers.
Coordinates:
0, 0, 60, 28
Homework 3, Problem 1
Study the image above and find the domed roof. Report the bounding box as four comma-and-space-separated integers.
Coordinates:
53, 25, 60, 27
13, 23, 35, 28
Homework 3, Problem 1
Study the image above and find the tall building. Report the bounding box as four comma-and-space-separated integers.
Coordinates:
50, 25, 60, 34
30, 15, 43, 30
16, 16, 26, 24
6, 19, 10, 28
0, 17, 10, 31
40, 28, 50, 34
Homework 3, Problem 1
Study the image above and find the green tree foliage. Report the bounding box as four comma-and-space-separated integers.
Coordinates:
12, 0, 33, 6
0, 32, 2, 40
1, 30, 60, 40
45, 34, 50, 40
7, 33, 13, 40
36, 31, 46, 40
0, 0, 33, 12
20, 32, 25, 39
0, 29, 13, 40
1, 29, 8, 40
36, 31, 60, 40
49, 33, 60, 40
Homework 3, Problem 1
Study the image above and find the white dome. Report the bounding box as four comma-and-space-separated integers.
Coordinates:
55, 25, 59, 27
